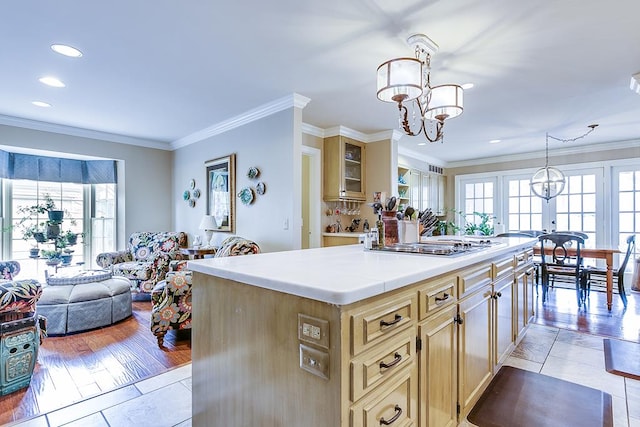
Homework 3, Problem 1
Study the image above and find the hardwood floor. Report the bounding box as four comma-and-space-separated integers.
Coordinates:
0, 301, 191, 426
533, 284, 640, 342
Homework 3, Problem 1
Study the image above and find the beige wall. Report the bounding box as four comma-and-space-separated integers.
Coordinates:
0, 124, 172, 246
172, 109, 301, 253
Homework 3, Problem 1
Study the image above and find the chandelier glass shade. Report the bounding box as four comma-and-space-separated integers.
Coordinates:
530, 166, 566, 201
376, 58, 423, 103
376, 34, 463, 143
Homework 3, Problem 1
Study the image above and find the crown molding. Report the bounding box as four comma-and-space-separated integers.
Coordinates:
301, 123, 325, 138
302, 125, 402, 144
0, 114, 170, 150
398, 145, 446, 168
171, 93, 311, 149
446, 138, 640, 168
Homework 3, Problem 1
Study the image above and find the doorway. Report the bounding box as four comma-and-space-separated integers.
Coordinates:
302, 146, 321, 249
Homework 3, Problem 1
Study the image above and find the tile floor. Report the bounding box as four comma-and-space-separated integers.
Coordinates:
7, 324, 639, 427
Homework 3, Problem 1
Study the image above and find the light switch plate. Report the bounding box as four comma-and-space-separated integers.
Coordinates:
299, 344, 329, 380
297, 314, 329, 349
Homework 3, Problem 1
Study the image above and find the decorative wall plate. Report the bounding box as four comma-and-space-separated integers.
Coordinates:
256, 181, 266, 195
193, 189, 201, 199
183, 190, 191, 201
189, 199, 196, 208
189, 179, 196, 189
247, 167, 260, 180
237, 187, 254, 205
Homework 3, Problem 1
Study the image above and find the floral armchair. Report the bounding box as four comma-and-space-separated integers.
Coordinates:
0, 261, 43, 323
150, 236, 260, 346
96, 231, 188, 297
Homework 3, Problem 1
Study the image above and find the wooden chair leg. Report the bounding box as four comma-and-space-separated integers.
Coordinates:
156, 332, 166, 347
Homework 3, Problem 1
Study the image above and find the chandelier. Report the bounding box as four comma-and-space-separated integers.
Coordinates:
530, 124, 598, 202
376, 34, 463, 143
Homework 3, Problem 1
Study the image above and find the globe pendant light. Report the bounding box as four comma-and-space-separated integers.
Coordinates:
530, 133, 565, 201
530, 125, 599, 202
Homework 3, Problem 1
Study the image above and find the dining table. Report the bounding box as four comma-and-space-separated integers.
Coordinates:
534, 245, 621, 310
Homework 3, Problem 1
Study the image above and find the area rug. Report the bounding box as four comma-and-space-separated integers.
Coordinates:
467, 366, 612, 427
604, 338, 640, 380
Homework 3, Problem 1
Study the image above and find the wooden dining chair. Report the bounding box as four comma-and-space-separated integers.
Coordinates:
496, 232, 535, 237
538, 233, 589, 306
586, 235, 636, 308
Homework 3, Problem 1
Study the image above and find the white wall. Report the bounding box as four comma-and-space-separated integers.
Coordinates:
172, 108, 300, 253
0, 124, 172, 246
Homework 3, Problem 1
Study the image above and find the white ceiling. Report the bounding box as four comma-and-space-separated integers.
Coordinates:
1, 0, 639, 164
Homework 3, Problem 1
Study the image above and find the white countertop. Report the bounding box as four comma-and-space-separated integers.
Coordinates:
187, 237, 537, 305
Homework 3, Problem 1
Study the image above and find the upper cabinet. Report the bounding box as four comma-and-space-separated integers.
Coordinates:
323, 136, 366, 201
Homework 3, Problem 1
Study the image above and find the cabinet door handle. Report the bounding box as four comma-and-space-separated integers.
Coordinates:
380, 314, 402, 328
492, 291, 503, 299
380, 405, 402, 425
454, 314, 464, 324
379, 352, 402, 370
435, 292, 450, 303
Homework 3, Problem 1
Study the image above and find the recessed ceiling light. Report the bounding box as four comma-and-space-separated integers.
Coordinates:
489, 139, 501, 144
39, 76, 65, 88
51, 44, 83, 58
461, 83, 474, 89
32, 101, 52, 107
417, 142, 427, 146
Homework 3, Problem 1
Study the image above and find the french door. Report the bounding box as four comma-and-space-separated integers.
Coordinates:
504, 167, 604, 247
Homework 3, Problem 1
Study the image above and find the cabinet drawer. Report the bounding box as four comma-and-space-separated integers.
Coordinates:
458, 263, 492, 297
351, 329, 415, 402
351, 365, 417, 427
492, 255, 514, 281
418, 274, 457, 320
515, 249, 533, 270
351, 293, 417, 356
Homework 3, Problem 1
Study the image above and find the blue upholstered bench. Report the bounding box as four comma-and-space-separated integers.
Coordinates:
37, 270, 132, 335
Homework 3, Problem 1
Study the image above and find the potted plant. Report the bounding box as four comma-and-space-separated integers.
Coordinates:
464, 212, 495, 236
29, 245, 40, 258
40, 249, 62, 266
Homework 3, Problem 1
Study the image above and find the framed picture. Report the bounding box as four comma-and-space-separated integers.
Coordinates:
205, 153, 236, 233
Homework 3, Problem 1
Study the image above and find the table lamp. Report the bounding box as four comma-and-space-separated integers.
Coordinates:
199, 215, 217, 247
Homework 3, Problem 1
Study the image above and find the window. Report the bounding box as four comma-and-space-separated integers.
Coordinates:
464, 180, 494, 227
506, 177, 543, 232
615, 168, 640, 262
4, 180, 116, 279
555, 173, 597, 244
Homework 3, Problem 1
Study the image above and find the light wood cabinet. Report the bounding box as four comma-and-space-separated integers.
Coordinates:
418, 305, 457, 427
192, 244, 535, 427
457, 283, 493, 418
493, 274, 515, 369
515, 249, 535, 343
324, 136, 366, 201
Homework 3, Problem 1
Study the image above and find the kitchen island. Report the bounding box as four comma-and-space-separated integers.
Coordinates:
188, 237, 537, 427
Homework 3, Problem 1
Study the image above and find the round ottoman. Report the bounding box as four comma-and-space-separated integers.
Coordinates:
37, 270, 132, 335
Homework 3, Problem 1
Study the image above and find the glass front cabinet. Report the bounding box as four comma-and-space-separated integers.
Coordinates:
323, 136, 366, 201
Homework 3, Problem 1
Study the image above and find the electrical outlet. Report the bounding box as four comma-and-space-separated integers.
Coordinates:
298, 314, 329, 348
299, 344, 329, 380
